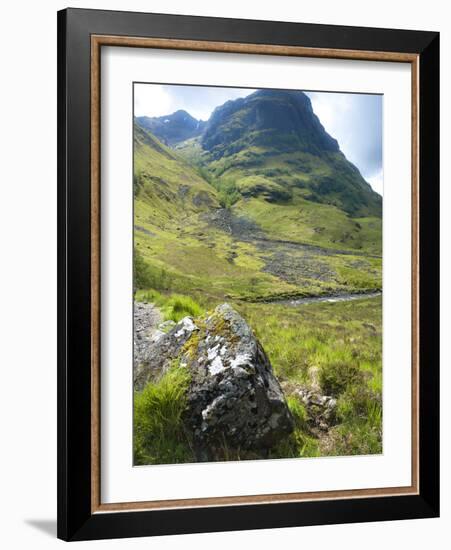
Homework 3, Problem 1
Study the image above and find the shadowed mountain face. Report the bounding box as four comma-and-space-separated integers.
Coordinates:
136, 110, 206, 146
201, 90, 339, 159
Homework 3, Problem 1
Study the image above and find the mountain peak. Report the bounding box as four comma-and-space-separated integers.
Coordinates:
169, 109, 197, 121
201, 89, 339, 159
136, 111, 205, 146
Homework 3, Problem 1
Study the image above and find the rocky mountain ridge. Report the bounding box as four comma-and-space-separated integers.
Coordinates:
136, 109, 206, 146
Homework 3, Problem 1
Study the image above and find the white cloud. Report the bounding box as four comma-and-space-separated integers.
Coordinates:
134, 84, 173, 118
134, 83, 255, 121
366, 170, 384, 196
306, 91, 360, 167
306, 91, 383, 195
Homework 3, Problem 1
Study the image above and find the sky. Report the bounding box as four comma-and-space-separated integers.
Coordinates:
134, 83, 383, 195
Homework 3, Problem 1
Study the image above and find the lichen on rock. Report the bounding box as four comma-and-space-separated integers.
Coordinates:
134, 303, 294, 459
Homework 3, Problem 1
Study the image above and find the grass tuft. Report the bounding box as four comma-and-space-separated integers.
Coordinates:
163, 294, 204, 322
134, 364, 194, 465
135, 289, 205, 323
318, 361, 363, 397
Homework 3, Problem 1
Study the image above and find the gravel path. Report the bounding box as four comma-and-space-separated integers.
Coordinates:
134, 302, 162, 368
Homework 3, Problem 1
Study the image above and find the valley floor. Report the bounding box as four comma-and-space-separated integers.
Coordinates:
133, 194, 382, 463
134, 290, 382, 463
134, 201, 382, 305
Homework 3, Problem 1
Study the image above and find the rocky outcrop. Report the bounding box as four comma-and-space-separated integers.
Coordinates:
134, 314, 192, 390
136, 110, 206, 146
134, 303, 294, 456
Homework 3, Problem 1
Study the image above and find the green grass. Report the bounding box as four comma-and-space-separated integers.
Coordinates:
236, 175, 292, 202
133, 291, 382, 461
208, 176, 241, 209
134, 207, 381, 302
134, 364, 195, 465
134, 124, 218, 232
198, 137, 381, 217
327, 392, 383, 456
135, 289, 205, 322
237, 297, 382, 457
163, 294, 204, 322
133, 122, 381, 304
234, 194, 382, 255
269, 396, 321, 458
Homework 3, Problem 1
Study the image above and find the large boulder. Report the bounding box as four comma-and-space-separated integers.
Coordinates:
134, 303, 294, 456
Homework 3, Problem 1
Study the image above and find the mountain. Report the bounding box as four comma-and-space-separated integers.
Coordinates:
136, 110, 206, 146
187, 89, 381, 218
202, 89, 339, 158
133, 89, 382, 303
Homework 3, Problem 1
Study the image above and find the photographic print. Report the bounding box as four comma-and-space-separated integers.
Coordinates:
133, 83, 383, 466
58, 12, 439, 539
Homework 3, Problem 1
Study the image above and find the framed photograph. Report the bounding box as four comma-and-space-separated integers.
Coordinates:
57, 8, 439, 541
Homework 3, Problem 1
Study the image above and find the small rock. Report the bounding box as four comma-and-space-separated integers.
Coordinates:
295, 386, 337, 431
363, 322, 377, 333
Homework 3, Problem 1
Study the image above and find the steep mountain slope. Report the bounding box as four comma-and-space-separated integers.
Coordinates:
178, 89, 381, 219
169, 90, 382, 255
202, 90, 339, 157
134, 122, 305, 300
134, 122, 217, 225
136, 110, 206, 146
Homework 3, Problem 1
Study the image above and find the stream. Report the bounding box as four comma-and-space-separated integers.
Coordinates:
279, 290, 382, 307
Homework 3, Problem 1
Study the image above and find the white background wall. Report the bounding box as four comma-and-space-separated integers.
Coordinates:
0, 0, 448, 547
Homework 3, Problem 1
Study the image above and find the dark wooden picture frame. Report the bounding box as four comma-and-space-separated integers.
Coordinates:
57, 7, 439, 541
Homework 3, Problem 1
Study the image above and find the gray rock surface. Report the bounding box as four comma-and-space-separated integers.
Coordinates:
134, 302, 162, 371
134, 303, 294, 455
134, 314, 198, 390
296, 387, 337, 431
